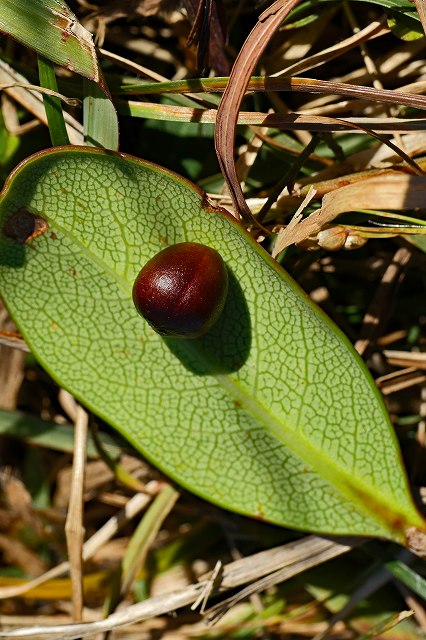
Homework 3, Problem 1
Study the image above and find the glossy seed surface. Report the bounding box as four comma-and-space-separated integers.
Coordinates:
132, 242, 229, 338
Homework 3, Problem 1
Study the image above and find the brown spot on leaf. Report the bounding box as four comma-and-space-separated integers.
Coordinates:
67, 268, 78, 278
3, 210, 48, 244
53, 15, 70, 30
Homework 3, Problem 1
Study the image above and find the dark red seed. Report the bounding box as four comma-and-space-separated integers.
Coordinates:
132, 242, 228, 338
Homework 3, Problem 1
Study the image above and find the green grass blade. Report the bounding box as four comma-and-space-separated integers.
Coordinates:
0, 408, 121, 458
385, 558, 426, 600
38, 56, 70, 146
120, 484, 179, 595
0, 0, 98, 80
83, 78, 119, 150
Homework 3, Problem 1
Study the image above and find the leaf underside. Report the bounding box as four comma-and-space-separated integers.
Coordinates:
0, 147, 423, 543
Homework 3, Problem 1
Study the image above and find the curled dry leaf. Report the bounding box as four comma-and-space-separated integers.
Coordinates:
215, 0, 302, 222
273, 186, 317, 258
274, 173, 426, 252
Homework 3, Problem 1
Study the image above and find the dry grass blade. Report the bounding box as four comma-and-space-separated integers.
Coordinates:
377, 368, 426, 395
274, 19, 389, 78
0, 491, 153, 599
273, 186, 317, 258
0, 536, 354, 638
205, 538, 358, 624
99, 47, 167, 82
290, 112, 423, 174
214, 0, 302, 222
292, 76, 426, 110
120, 101, 426, 132
0, 331, 29, 352
275, 174, 426, 249
354, 247, 412, 357
0, 83, 80, 106
235, 121, 271, 193
296, 163, 426, 199
0, 307, 25, 410
0, 59, 83, 144
356, 610, 415, 640
384, 351, 426, 370
119, 483, 179, 598
127, 75, 426, 112
63, 394, 89, 621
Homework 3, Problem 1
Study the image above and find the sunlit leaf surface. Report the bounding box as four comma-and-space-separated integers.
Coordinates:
0, 148, 423, 542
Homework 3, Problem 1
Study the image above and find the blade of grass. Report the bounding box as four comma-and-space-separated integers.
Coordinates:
105, 483, 180, 615
91, 425, 147, 493
120, 483, 179, 595
64, 395, 88, 621
0, 408, 122, 458
117, 98, 424, 175
0, 0, 98, 81
83, 77, 119, 150
354, 611, 414, 640
384, 558, 426, 600
116, 101, 426, 131
38, 55, 70, 146
114, 75, 426, 112
0, 536, 355, 637
0, 58, 84, 144
257, 135, 321, 223
358, 209, 426, 226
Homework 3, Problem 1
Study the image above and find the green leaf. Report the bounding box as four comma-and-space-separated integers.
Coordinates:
406, 235, 426, 253
285, 0, 420, 24
0, 148, 424, 543
0, 0, 98, 81
387, 12, 425, 40
0, 408, 122, 458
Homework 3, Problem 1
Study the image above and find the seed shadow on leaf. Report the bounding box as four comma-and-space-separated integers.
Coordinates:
165, 268, 251, 375
0, 237, 25, 267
